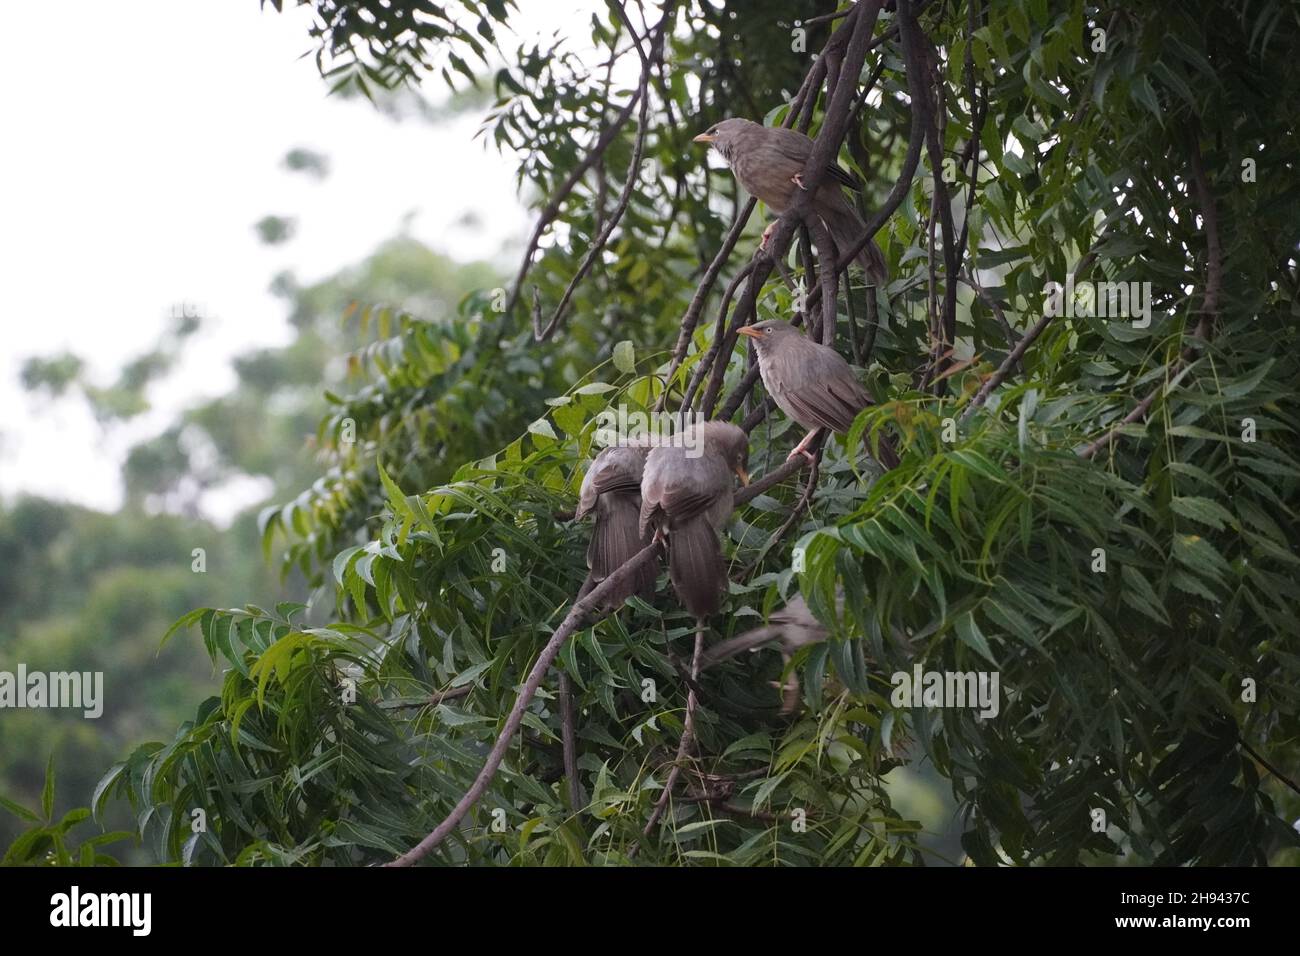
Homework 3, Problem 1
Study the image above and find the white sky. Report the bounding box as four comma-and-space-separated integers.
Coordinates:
0, 0, 589, 519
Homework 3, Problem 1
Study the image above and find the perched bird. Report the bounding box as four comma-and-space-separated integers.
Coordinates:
702, 593, 828, 713
638, 422, 750, 618
737, 318, 899, 468
693, 117, 887, 283
576, 442, 658, 609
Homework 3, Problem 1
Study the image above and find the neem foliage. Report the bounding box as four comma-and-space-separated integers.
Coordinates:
94, 1, 1300, 865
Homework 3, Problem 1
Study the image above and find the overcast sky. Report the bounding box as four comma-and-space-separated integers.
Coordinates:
0, 0, 561, 518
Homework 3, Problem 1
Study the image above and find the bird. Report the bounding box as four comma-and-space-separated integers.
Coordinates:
702, 592, 828, 713
638, 422, 750, 618
575, 441, 658, 609
737, 318, 900, 468
693, 117, 888, 284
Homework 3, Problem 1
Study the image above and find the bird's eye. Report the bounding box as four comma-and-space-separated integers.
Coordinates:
763, 327, 772, 334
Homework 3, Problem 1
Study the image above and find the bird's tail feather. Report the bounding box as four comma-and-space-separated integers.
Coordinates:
823, 203, 888, 285
668, 518, 724, 619
588, 494, 657, 606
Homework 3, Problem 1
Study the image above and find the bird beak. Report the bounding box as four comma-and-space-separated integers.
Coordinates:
736, 326, 761, 339
734, 465, 751, 486
692, 132, 714, 144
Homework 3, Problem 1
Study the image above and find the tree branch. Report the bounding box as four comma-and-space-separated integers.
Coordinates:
641, 624, 706, 837
387, 538, 664, 866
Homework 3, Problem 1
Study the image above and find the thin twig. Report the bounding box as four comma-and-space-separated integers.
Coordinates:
558, 671, 581, 809
960, 312, 1053, 421
534, 69, 651, 341
641, 624, 706, 836
741, 437, 824, 578
534, 2, 668, 341
656, 197, 759, 410
379, 685, 472, 710
808, 217, 841, 346
506, 90, 642, 317
682, 258, 758, 411
1239, 735, 1300, 798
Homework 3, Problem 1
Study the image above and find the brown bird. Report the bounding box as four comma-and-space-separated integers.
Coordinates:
702, 592, 828, 713
638, 422, 750, 618
737, 318, 899, 468
693, 117, 887, 284
576, 442, 658, 609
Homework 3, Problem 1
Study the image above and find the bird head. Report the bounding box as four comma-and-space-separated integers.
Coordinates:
691, 117, 756, 162
693, 421, 750, 485
736, 319, 802, 353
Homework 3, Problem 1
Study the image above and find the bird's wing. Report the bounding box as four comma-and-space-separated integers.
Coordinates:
766, 127, 861, 191
826, 163, 862, 191
577, 447, 645, 518
657, 456, 728, 524
770, 593, 814, 627
780, 375, 865, 433
766, 126, 814, 163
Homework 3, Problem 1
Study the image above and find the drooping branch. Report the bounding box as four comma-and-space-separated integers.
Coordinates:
387, 537, 664, 866
534, 68, 652, 341
641, 624, 706, 837
960, 312, 1052, 421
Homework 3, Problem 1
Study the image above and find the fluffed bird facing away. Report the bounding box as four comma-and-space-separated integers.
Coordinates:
576, 442, 658, 609
693, 117, 888, 284
737, 318, 900, 469
702, 593, 828, 714
638, 422, 750, 619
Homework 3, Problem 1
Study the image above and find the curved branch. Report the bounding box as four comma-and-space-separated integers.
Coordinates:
641, 624, 706, 837
387, 538, 664, 866
960, 312, 1053, 421
657, 198, 758, 410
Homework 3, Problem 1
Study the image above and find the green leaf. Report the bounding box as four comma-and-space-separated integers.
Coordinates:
1170, 496, 1236, 531
613, 340, 636, 374
528, 418, 558, 441
954, 611, 998, 666
0, 793, 39, 824
41, 755, 55, 821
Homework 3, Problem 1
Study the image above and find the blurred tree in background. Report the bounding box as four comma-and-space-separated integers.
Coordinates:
0, 207, 506, 857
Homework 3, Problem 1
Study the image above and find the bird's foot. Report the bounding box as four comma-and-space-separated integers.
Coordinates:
791, 174, 808, 191
786, 429, 821, 463
759, 221, 777, 250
